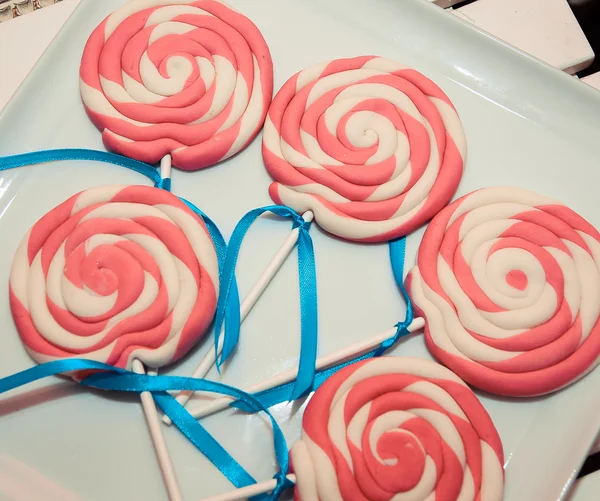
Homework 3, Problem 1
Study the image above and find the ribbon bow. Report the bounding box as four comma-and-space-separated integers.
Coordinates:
214, 205, 318, 401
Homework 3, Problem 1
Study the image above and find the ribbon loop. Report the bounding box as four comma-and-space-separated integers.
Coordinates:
214, 205, 318, 401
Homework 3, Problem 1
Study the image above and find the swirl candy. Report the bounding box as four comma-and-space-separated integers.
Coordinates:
262, 56, 466, 243
9, 185, 219, 370
290, 357, 504, 501
80, 0, 273, 170
406, 186, 600, 397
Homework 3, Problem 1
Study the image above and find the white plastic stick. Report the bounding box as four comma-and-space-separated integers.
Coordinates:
132, 360, 183, 501
186, 317, 425, 420
160, 154, 172, 180
162, 211, 315, 425
199, 474, 296, 501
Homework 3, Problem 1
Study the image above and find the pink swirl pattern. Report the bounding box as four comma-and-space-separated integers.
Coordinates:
80, 0, 273, 170
290, 357, 504, 501
262, 56, 466, 243
406, 187, 600, 397
9, 185, 219, 370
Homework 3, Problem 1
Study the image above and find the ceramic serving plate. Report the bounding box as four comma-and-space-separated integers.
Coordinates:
1, 0, 600, 500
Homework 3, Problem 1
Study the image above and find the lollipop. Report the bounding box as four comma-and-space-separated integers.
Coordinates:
291, 357, 504, 501
262, 56, 466, 243
9, 184, 219, 501
202, 357, 504, 501
80, 0, 273, 170
406, 186, 600, 397
9, 184, 219, 369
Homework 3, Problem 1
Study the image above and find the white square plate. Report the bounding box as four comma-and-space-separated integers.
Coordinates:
1, 0, 600, 500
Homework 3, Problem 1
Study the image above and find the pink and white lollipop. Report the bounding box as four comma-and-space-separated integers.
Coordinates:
80, 0, 273, 170
9, 185, 219, 370
262, 56, 466, 243
290, 357, 504, 501
406, 186, 600, 397
8, 184, 219, 499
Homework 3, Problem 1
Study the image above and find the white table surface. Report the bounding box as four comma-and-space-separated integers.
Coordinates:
583, 72, 600, 90
452, 0, 594, 74
0, 0, 81, 111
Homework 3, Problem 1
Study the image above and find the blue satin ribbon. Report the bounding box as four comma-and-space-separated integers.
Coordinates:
224, 236, 413, 412
384, 236, 414, 350
157, 177, 172, 191
181, 197, 242, 362
0, 359, 289, 500
214, 206, 317, 401
181, 197, 234, 269
0, 149, 165, 188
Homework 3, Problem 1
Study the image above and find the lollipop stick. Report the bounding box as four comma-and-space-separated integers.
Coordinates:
132, 360, 183, 501
162, 211, 315, 425
199, 474, 296, 501
186, 317, 425, 420
160, 155, 172, 180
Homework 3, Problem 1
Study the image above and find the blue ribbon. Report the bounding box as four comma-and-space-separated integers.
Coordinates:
0, 359, 289, 500
0, 149, 165, 188
223, 236, 413, 412
214, 206, 317, 401
382, 236, 414, 352
181, 197, 242, 361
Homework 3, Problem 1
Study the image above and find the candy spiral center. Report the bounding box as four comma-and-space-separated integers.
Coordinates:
263, 56, 466, 243
80, 0, 273, 170
10, 185, 219, 370
408, 186, 600, 396
291, 357, 504, 501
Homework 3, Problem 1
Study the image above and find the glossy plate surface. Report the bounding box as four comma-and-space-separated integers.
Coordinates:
1, 0, 600, 500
